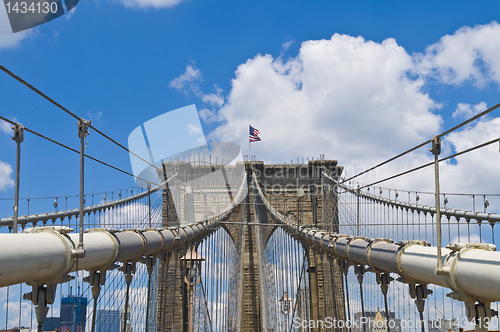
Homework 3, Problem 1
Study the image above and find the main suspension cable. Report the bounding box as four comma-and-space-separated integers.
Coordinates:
0, 65, 159, 171
0, 115, 151, 183
355, 136, 500, 190
341, 101, 500, 184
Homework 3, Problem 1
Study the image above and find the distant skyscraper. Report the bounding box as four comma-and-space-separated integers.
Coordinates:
120, 306, 132, 332
42, 317, 60, 331
60, 296, 87, 332
95, 309, 120, 332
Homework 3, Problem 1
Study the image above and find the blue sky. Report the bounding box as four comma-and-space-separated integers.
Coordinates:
1, 0, 500, 211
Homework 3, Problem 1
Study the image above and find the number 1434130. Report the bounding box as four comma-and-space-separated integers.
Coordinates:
5, 1, 58, 14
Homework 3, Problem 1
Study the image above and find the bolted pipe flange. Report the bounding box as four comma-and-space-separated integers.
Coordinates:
339, 259, 349, 276
119, 262, 135, 285
23, 283, 57, 331
467, 301, 492, 332
414, 283, 432, 314
355, 265, 366, 284
84, 270, 106, 300
377, 273, 393, 296
142, 255, 157, 275
84, 269, 107, 332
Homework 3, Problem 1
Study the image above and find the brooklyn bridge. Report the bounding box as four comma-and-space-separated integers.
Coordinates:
0, 67, 500, 332
1, 150, 500, 332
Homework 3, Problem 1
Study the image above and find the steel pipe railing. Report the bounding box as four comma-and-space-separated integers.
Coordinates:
0, 179, 171, 227
0, 221, 214, 288
323, 171, 500, 224
0, 171, 246, 288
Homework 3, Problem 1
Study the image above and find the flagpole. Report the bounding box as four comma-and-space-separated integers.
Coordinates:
248, 124, 251, 162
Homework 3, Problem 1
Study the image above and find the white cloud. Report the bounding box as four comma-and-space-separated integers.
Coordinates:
2, 300, 36, 328
452, 102, 487, 120
281, 39, 294, 52
415, 21, 500, 87
169, 64, 203, 92
100, 202, 158, 229
451, 233, 482, 244
0, 5, 32, 50
0, 160, 14, 191
0, 121, 15, 192
199, 108, 219, 123
201, 93, 224, 106
201, 85, 224, 107
87, 110, 103, 123
186, 123, 202, 136
211, 34, 441, 168
170, 64, 226, 113
202, 29, 500, 203
0, 119, 13, 135
65, 6, 76, 20
117, 0, 187, 9
443, 116, 500, 195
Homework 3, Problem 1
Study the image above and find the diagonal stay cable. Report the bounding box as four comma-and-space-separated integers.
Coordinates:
0, 64, 159, 171
289, 250, 307, 332
199, 279, 214, 331
0, 115, 151, 183
341, 101, 500, 184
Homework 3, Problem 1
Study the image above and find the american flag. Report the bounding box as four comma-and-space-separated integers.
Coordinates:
249, 125, 261, 142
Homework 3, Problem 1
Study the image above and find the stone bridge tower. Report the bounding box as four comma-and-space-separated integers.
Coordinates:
156, 159, 345, 331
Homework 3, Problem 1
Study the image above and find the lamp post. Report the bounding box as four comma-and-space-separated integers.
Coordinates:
180, 249, 205, 332
279, 291, 292, 332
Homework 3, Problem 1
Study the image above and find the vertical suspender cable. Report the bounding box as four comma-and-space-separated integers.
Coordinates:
5, 286, 9, 329
320, 253, 327, 321
343, 263, 351, 332
222, 231, 227, 331
210, 235, 214, 331
12, 123, 23, 234
158, 255, 165, 330
215, 230, 220, 331
171, 250, 178, 330
145, 262, 153, 332
122, 263, 132, 332
77, 119, 90, 259
225, 232, 228, 331
314, 249, 321, 325
19, 283, 22, 328
329, 256, 339, 332
273, 230, 279, 328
